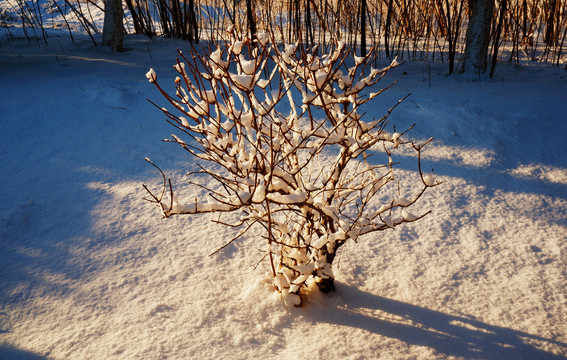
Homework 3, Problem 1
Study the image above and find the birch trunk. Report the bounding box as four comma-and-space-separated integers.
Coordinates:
461, 0, 494, 74
103, 0, 124, 51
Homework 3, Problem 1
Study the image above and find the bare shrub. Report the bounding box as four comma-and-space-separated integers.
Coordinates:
144, 30, 439, 306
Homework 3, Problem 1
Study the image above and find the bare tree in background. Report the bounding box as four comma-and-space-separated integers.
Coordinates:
246, 0, 257, 40
461, 0, 495, 75
103, 0, 124, 51
360, 0, 367, 57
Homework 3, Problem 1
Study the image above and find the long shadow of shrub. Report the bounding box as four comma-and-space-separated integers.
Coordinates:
306, 283, 567, 359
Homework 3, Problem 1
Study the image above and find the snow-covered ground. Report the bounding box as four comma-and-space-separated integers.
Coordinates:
1, 30, 566, 359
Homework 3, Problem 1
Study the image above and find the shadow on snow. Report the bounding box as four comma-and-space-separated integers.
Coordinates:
0, 344, 47, 360
307, 283, 567, 360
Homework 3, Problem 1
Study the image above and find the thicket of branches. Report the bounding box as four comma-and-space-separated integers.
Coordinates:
123, 0, 566, 69
1, 0, 102, 45
2, 0, 564, 68
143, 30, 440, 305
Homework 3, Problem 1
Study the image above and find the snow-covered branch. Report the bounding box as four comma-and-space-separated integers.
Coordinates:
144, 30, 439, 306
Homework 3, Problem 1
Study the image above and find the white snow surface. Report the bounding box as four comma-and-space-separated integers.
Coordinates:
1, 34, 567, 360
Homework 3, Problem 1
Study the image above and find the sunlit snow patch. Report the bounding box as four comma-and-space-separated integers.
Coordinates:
509, 164, 567, 185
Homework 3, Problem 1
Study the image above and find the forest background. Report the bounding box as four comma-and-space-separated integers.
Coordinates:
1, 0, 565, 75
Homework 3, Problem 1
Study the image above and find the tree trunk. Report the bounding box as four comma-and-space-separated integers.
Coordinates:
360, 0, 367, 57
461, 0, 495, 74
544, 0, 558, 44
187, 0, 199, 42
246, 0, 257, 40
384, 0, 394, 58
103, 0, 124, 51
305, 0, 313, 48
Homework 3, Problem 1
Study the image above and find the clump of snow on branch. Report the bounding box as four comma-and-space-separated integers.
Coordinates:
144, 30, 439, 306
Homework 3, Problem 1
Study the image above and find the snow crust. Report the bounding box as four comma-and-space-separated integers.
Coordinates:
0, 34, 566, 360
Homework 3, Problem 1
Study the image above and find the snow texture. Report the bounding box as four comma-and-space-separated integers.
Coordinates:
1, 32, 567, 360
